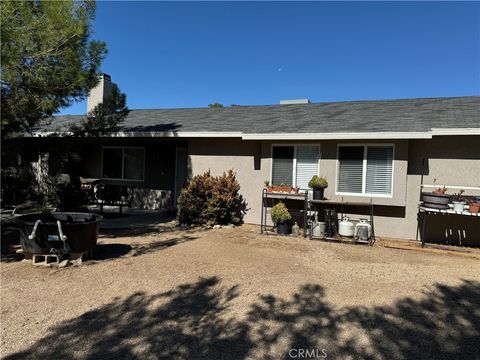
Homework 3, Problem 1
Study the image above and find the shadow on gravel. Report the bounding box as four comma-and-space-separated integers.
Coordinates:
130, 235, 198, 257
87, 235, 197, 264
5, 278, 480, 359
90, 243, 133, 260
0, 227, 22, 262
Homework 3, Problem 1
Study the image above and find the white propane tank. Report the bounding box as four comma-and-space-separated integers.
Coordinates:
354, 218, 372, 241
338, 216, 355, 237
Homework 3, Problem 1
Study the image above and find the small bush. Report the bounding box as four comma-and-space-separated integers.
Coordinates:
308, 175, 328, 189
177, 169, 245, 226
271, 202, 291, 224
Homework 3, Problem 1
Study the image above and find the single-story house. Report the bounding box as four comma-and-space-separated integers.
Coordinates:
29, 75, 480, 242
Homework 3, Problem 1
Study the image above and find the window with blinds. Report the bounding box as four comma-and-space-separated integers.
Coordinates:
296, 146, 319, 189
337, 145, 393, 196
271, 145, 320, 188
366, 147, 393, 195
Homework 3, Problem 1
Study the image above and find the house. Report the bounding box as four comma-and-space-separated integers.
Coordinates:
31, 75, 480, 241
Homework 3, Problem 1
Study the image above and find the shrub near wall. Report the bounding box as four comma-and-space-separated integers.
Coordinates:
177, 169, 245, 226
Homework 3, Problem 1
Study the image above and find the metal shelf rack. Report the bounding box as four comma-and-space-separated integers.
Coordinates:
260, 189, 308, 235
307, 197, 376, 246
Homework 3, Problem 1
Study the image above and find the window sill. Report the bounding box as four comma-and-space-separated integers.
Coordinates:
335, 192, 393, 199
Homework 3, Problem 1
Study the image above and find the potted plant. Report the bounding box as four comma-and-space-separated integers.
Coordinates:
271, 202, 292, 235
468, 199, 480, 214
432, 185, 448, 195
451, 190, 466, 213
308, 175, 328, 200
421, 179, 449, 209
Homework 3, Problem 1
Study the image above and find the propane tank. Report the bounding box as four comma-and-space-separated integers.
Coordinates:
354, 218, 372, 241
292, 222, 300, 237
338, 216, 355, 237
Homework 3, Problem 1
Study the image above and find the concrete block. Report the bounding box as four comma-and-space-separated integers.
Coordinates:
32, 254, 59, 266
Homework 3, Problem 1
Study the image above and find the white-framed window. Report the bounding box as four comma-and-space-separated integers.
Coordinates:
271, 145, 320, 189
102, 146, 145, 181
336, 144, 394, 197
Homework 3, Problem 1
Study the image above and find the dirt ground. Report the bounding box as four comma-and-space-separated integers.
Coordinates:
1, 223, 479, 359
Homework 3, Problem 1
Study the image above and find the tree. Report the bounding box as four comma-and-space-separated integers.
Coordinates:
208, 103, 224, 108
1, 0, 107, 138
70, 83, 129, 137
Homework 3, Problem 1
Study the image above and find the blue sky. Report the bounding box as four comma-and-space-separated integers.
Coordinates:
61, 1, 480, 115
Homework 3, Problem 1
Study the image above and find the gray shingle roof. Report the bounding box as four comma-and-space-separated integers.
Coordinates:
39, 96, 480, 136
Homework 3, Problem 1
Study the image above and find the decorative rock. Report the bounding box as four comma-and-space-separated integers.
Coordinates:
213, 225, 222, 229
223, 224, 235, 229
58, 260, 69, 268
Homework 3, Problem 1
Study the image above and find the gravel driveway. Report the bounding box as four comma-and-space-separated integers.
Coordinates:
1, 224, 479, 359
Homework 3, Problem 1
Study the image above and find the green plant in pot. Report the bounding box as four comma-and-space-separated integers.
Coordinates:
452, 190, 466, 213
271, 202, 292, 235
308, 175, 328, 200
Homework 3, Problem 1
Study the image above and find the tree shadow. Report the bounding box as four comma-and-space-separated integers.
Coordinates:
99, 226, 172, 238
342, 279, 480, 359
4, 278, 480, 359
5, 276, 251, 360
90, 243, 132, 261
129, 235, 198, 257
0, 227, 23, 262
86, 235, 198, 264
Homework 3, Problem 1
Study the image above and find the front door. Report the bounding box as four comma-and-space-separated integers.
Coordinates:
174, 147, 188, 208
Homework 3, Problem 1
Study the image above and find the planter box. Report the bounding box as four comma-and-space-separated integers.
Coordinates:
422, 192, 450, 209
267, 186, 299, 194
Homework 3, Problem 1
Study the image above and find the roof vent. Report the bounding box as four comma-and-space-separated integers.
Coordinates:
280, 99, 311, 105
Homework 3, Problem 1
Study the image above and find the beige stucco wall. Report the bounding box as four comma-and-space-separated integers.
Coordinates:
188, 138, 267, 224
402, 136, 480, 240
188, 136, 480, 240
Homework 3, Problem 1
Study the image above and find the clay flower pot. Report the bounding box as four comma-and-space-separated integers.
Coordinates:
469, 202, 480, 214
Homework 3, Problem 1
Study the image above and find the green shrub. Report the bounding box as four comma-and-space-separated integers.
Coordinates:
308, 175, 328, 189
271, 202, 291, 224
177, 169, 245, 226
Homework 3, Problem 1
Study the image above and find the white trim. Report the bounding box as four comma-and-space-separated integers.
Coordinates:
431, 128, 480, 136
30, 131, 243, 138
243, 132, 432, 140
101, 146, 145, 181
335, 143, 395, 198
112, 131, 243, 138
30, 128, 480, 139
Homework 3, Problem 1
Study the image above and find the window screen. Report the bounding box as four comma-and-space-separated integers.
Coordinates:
103, 148, 123, 179
124, 148, 144, 180
337, 146, 364, 194
272, 146, 294, 186
102, 147, 145, 180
